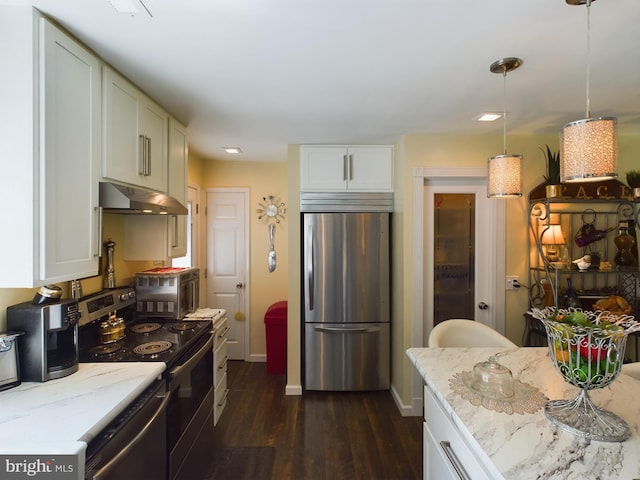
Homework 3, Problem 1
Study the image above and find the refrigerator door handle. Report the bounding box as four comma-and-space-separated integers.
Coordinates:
313, 325, 379, 333
307, 224, 314, 311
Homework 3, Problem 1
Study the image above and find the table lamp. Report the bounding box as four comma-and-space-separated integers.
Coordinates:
541, 224, 565, 263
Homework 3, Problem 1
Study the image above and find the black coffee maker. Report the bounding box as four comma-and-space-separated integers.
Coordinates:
6, 285, 80, 382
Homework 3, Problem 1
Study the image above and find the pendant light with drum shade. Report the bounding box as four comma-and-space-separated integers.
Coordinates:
561, 0, 617, 183
487, 57, 523, 198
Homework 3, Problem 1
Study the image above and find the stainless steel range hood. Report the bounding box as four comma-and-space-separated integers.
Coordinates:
99, 182, 187, 215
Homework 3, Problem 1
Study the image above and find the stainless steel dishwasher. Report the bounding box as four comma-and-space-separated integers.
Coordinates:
84, 379, 169, 480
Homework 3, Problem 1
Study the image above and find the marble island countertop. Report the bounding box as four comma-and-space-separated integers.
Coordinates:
0, 362, 165, 456
407, 347, 640, 480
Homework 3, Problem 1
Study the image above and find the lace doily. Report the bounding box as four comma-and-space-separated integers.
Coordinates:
449, 371, 548, 415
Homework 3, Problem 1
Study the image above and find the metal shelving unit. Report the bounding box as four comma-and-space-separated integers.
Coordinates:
525, 180, 640, 348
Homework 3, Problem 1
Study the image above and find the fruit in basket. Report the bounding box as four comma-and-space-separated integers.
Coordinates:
554, 322, 575, 338
550, 311, 589, 328
593, 295, 632, 315
600, 356, 620, 375
569, 311, 590, 327
576, 362, 601, 383
554, 347, 571, 363
578, 337, 607, 361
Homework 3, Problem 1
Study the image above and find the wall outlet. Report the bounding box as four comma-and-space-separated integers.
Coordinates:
506, 276, 520, 290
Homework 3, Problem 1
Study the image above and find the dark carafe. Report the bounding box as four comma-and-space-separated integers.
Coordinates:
564, 278, 582, 309
614, 221, 636, 267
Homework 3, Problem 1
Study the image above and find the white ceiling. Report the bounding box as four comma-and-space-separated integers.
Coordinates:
21, 0, 640, 162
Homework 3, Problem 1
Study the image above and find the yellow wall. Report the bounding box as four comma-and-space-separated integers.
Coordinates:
0, 214, 157, 332
198, 157, 289, 359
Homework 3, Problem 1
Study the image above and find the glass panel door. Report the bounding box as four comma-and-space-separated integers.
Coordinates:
433, 194, 475, 325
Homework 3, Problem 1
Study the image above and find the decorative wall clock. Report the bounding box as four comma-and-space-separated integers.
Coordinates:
256, 195, 286, 272
257, 195, 287, 223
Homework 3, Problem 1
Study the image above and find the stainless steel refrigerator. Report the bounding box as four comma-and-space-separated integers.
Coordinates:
302, 195, 391, 391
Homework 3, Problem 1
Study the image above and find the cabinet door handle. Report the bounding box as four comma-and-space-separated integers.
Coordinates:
138, 134, 146, 175
439, 441, 471, 480
218, 389, 230, 407
171, 215, 178, 247
348, 154, 353, 180
146, 136, 152, 176
219, 355, 230, 370
94, 206, 103, 258
343, 154, 348, 181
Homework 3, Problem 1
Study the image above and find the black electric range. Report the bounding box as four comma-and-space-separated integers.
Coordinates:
78, 287, 216, 480
77, 287, 211, 368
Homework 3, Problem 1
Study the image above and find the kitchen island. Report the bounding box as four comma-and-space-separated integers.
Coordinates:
407, 347, 640, 479
0, 362, 165, 477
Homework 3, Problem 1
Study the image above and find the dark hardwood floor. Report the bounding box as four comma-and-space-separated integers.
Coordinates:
210, 360, 423, 480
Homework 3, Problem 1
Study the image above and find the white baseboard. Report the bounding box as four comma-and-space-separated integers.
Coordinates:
248, 353, 266, 362
285, 384, 302, 395
391, 384, 423, 417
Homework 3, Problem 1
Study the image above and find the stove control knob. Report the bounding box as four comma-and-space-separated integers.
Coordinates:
128, 291, 136, 299
119, 293, 129, 301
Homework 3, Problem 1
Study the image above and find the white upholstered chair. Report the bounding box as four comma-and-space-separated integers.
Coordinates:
621, 362, 640, 381
428, 319, 517, 348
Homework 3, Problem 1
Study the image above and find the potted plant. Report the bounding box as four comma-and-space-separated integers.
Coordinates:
626, 170, 640, 199
541, 145, 561, 198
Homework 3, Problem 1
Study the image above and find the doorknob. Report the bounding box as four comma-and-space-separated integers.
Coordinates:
236, 282, 244, 288
478, 302, 489, 310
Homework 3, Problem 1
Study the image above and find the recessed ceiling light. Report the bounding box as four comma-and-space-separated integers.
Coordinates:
223, 147, 243, 154
476, 113, 502, 122
107, 0, 140, 13
106, 0, 152, 16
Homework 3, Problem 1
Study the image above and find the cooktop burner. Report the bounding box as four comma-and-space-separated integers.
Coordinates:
133, 341, 173, 356
171, 322, 198, 332
89, 341, 125, 356
130, 322, 162, 334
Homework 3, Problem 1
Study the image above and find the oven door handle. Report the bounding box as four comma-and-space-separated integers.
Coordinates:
91, 391, 170, 480
169, 334, 214, 380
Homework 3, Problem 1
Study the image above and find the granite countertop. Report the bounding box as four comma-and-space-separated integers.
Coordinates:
407, 347, 640, 480
0, 363, 165, 456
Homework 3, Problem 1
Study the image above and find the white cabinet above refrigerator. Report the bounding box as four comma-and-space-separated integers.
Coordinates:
300, 145, 394, 192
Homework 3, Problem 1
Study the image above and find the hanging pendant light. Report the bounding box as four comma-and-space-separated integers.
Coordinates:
487, 57, 523, 198
561, 0, 617, 183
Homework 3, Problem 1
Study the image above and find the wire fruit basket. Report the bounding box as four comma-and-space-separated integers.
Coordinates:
529, 307, 639, 442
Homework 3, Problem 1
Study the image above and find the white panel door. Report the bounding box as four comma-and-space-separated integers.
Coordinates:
206, 189, 249, 360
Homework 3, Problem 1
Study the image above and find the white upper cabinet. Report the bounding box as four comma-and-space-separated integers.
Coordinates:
102, 66, 168, 192
168, 117, 188, 258
300, 145, 394, 192
123, 117, 188, 261
0, 7, 101, 287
